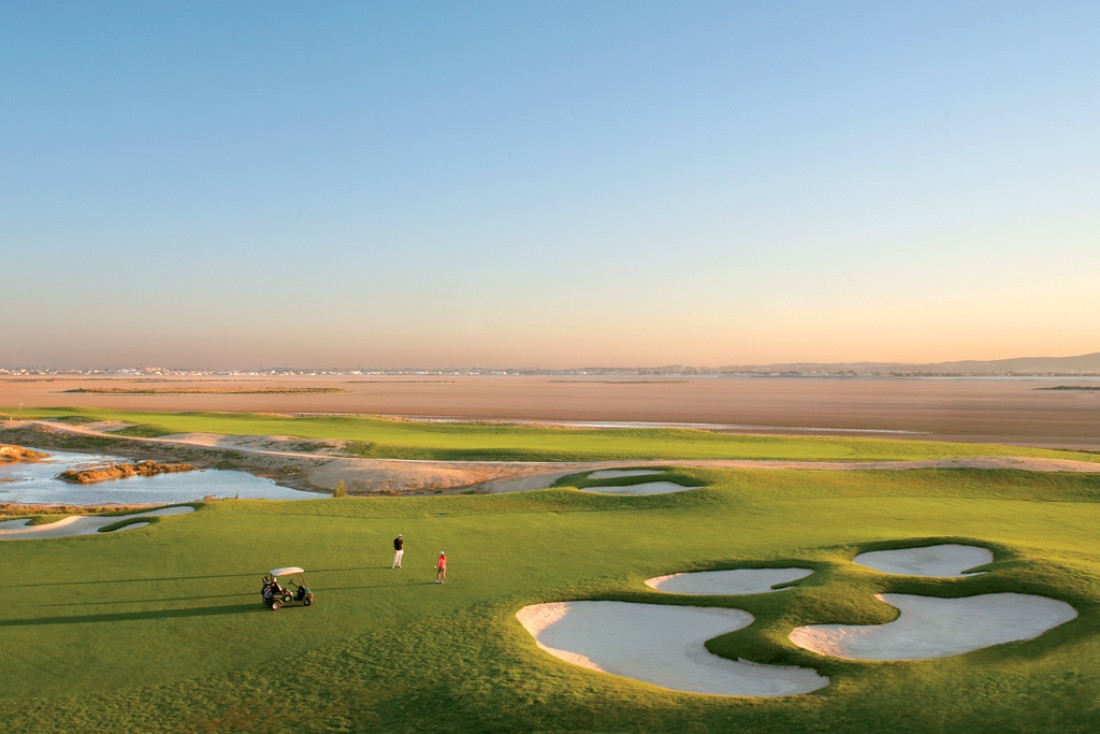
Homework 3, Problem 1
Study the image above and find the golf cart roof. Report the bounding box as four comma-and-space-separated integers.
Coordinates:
270, 566, 305, 576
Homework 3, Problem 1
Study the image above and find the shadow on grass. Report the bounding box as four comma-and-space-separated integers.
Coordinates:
12, 566, 374, 588
0, 603, 260, 627
38, 582, 416, 608
316, 583, 410, 591
41, 593, 256, 607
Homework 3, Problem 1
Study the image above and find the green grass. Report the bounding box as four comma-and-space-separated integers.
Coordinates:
1, 467, 1097, 732
15, 406, 1100, 463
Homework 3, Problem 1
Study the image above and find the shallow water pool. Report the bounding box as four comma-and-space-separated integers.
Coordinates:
0, 448, 319, 505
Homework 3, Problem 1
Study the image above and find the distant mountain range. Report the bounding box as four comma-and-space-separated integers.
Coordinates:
712, 352, 1100, 376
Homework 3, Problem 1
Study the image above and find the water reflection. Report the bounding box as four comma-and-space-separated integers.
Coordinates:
0, 448, 318, 505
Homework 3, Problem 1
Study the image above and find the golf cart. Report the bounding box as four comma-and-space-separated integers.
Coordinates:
261, 566, 314, 610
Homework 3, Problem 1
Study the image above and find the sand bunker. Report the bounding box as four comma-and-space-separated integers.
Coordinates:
646, 568, 814, 595
789, 592, 1077, 660
854, 544, 993, 577
517, 601, 828, 696
0, 505, 195, 540
582, 481, 702, 495
115, 520, 152, 532
587, 469, 665, 479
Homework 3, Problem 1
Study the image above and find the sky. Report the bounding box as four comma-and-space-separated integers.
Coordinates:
3, 1, 1098, 369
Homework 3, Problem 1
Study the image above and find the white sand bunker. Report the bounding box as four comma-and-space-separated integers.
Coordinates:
114, 520, 152, 532
587, 469, 665, 479
517, 601, 828, 696
0, 505, 195, 540
646, 568, 814, 595
789, 592, 1077, 661
855, 544, 993, 577
582, 481, 702, 495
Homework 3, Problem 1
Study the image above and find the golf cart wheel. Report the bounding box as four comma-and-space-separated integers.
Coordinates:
303, 597, 312, 606
270, 600, 281, 611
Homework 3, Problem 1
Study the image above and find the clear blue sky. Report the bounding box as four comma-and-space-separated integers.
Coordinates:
4, 1, 1098, 369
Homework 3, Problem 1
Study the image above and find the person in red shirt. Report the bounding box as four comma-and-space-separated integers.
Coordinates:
435, 551, 447, 584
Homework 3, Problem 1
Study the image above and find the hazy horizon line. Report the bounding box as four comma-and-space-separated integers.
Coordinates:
4, 350, 1099, 374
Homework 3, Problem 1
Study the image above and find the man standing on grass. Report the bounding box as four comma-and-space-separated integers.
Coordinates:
392, 533, 404, 569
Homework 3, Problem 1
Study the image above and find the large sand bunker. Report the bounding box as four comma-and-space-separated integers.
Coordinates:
854, 543, 993, 577
646, 568, 814, 595
581, 481, 702, 495
0, 505, 195, 540
516, 601, 828, 696
789, 592, 1077, 660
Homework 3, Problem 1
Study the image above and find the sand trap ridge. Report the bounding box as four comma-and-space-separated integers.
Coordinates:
114, 520, 153, 532
0, 505, 195, 540
646, 568, 814, 595
789, 592, 1077, 660
517, 601, 828, 696
855, 544, 993, 577
582, 481, 702, 495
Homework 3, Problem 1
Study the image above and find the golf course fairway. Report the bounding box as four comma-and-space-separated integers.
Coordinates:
18, 406, 1100, 462
2, 463, 1098, 731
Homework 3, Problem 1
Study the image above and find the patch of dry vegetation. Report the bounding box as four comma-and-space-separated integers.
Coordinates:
0, 503, 160, 522
0, 444, 49, 463
60, 460, 200, 484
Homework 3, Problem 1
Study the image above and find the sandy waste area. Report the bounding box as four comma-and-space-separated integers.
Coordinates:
7, 373, 1100, 449
516, 601, 828, 696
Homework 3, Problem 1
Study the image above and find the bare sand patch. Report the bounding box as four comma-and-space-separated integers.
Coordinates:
587, 469, 665, 479
517, 601, 828, 696
81, 421, 136, 433
160, 433, 337, 453
854, 544, 993, 577
581, 481, 702, 496
0, 505, 195, 540
646, 568, 814, 595
789, 592, 1077, 660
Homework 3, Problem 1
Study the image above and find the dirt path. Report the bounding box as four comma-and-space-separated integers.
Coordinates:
8, 420, 1100, 496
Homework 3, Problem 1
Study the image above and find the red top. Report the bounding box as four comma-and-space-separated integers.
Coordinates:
437, 555, 447, 568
